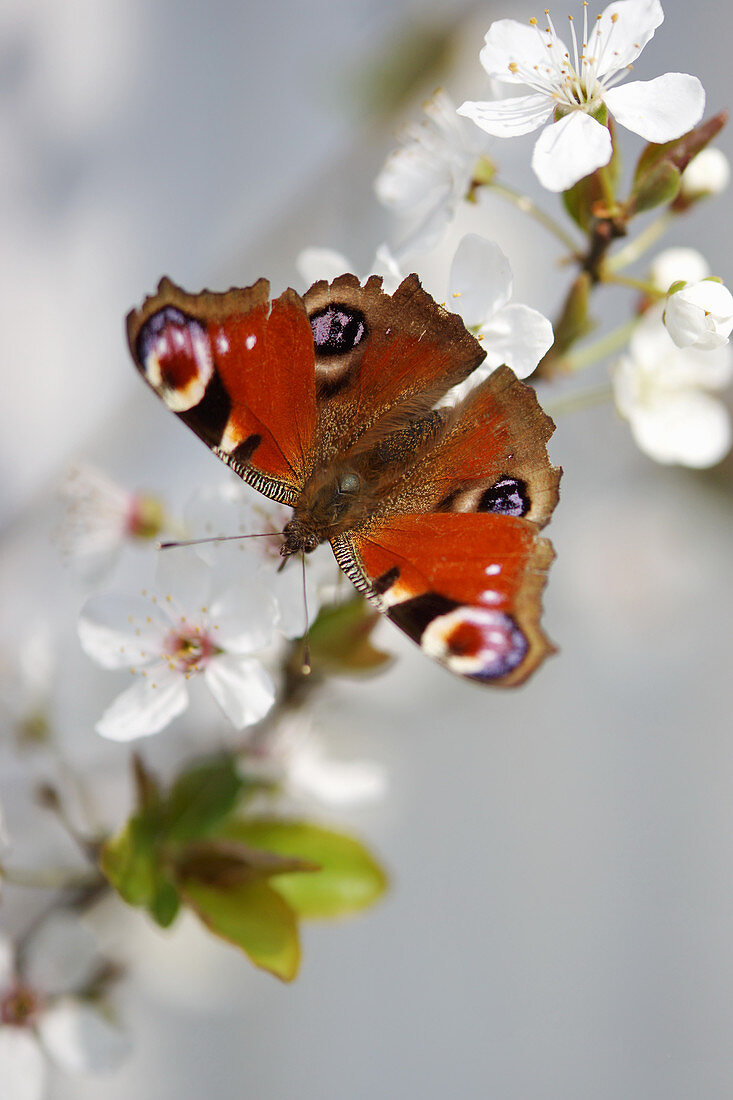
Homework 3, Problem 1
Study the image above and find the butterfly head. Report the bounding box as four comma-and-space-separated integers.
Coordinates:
280, 518, 320, 558
280, 467, 364, 559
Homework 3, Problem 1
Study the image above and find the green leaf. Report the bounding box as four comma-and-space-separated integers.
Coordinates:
221, 819, 388, 919
174, 838, 319, 887
182, 877, 301, 981
100, 814, 160, 908
149, 879, 181, 928
629, 160, 680, 214
163, 755, 243, 843
305, 597, 393, 676
634, 111, 728, 186
132, 753, 162, 813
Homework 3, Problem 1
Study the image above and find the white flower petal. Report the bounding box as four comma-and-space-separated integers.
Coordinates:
664, 280, 733, 350
78, 596, 167, 670
296, 247, 351, 287
605, 74, 705, 143
629, 391, 731, 468
627, 306, 733, 389
38, 999, 130, 1074
95, 667, 188, 741
269, 552, 329, 640
392, 199, 454, 258
208, 585, 278, 654
184, 482, 287, 570
154, 548, 212, 613
0, 933, 15, 988
479, 18, 569, 84
650, 247, 710, 292
375, 144, 447, 210
0, 1027, 45, 1100
23, 913, 98, 998
288, 745, 387, 808
531, 111, 612, 192
457, 94, 552, 138
449, 235, 513, 328
376, 89, 486, 255
479, 303, 555, 378
589, 0, 664, 78
371, 245, 403, 295
204, 655, 276, 728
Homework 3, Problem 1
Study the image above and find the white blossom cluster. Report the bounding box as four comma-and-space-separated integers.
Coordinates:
299, 0, 732, 469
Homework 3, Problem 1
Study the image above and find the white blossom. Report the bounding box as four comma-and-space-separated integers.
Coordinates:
613, 305, 733, 467
680, 147, 730, 199
184, 481, 342, 641
79, 550, 278, 740
0, 624, 55, 747
458, 0, 706, 192
58, 464, 173, 581
296, 244, 403, 295
375, 89, 491, 254
446, 234, 554, 400
663, 278, 733, 350
0, 915, 129, 1100
650, 247, 710, 292
242, 714, 386, 809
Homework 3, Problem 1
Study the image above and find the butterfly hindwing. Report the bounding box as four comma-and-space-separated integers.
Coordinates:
329, 364, 560, 686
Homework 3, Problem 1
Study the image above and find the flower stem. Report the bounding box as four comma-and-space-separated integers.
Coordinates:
603, 273, 662, 297
563, 318, 637, 372
606, 211, 674, 273
0, 863, 104, 890
488, 181, 580, 253
544, 381, 614, 418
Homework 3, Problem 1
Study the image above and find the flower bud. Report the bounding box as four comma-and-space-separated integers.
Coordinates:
650, 248, 710, 293
664, 278, 733, 350
680, 148, 730, 199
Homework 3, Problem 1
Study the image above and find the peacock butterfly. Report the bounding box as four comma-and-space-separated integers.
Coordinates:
126, 274, 561, 686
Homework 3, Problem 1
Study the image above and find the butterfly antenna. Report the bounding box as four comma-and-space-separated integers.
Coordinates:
157, 533, 281, 550
300, 551, 312, 677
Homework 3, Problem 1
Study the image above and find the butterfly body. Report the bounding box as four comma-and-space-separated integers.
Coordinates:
127, 273, 560, 687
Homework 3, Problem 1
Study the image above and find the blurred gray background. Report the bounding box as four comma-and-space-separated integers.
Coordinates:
2, 0, 733, 1097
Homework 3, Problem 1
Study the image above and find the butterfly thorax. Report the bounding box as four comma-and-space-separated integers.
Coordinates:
280, 467, 367, 557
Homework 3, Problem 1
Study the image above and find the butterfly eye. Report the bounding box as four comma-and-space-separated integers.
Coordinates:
338, 472, 360, 495
310, 304, 367, 357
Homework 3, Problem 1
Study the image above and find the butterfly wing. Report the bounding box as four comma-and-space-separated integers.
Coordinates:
331, 367, 561, 686
126, 277, 318, 504
127, 273, 485, 503
303, 273, 486, 460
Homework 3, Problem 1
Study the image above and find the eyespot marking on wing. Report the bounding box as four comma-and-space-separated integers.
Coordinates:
136, 306, 213, 412
310, 304, 368, 357
421, 606, 528, 680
